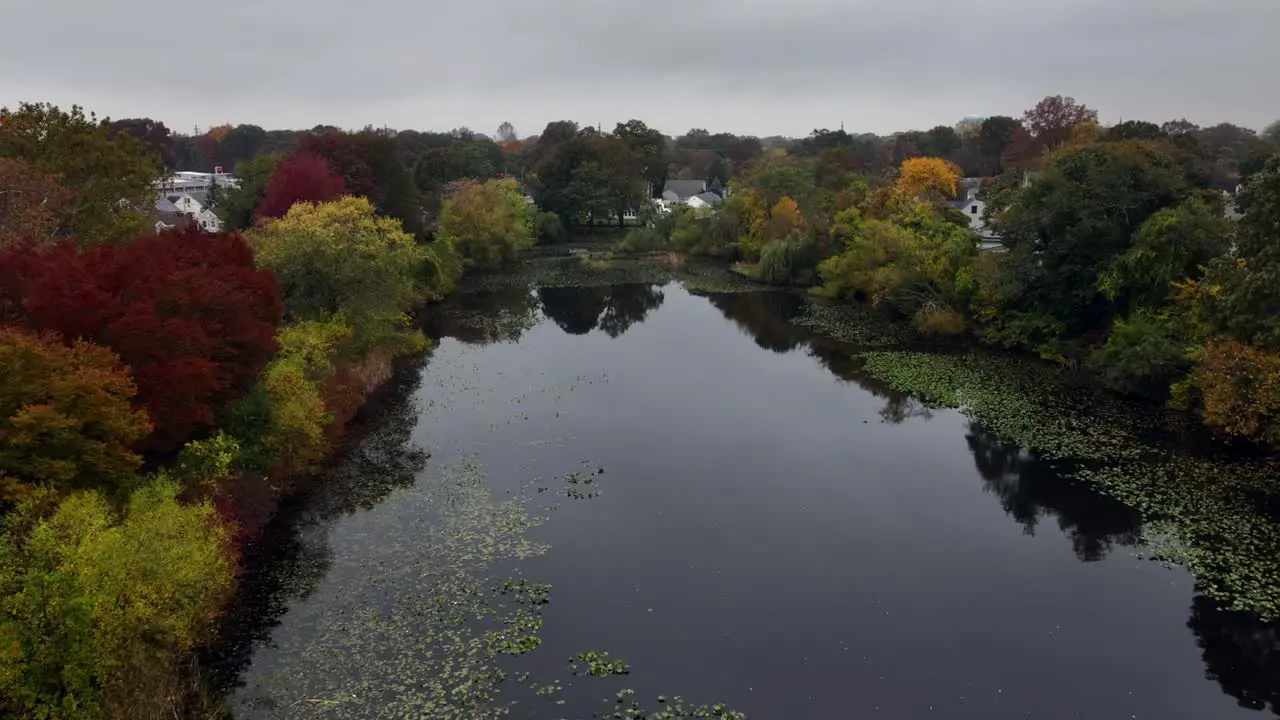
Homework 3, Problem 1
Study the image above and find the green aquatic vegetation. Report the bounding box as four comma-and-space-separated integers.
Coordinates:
794, 302, 913, 348
861, 351, 1280, 618
605, 689, 748, 719
570, 650, 631, 676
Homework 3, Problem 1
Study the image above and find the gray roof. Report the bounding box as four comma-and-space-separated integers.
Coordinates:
692, 191, 723, 205
664, 179, 707, 199
155, 197, 180, 213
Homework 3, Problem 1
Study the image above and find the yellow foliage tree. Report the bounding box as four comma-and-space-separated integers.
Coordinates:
765, 196, 803, 242
1189, 338, 1280, 445
896, 157, 962, 200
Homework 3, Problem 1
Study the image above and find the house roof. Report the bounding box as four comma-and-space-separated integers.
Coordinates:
155, 197, 180, 214
692, 191, 722, 205
663, 179, 707, 199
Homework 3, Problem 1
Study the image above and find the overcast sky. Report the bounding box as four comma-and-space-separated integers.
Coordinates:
1, 0, 1276, 138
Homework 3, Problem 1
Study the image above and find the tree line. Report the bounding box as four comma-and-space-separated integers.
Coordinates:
0, 101, 531, 718
602, 97, 1280, 450
1, 94, 1278, 717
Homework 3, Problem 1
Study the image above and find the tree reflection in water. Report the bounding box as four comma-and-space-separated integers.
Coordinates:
704, 291, 807, 353
965, 421, 1142, 562
538, 284, 665, 338
1188, 591, 1280, 715
425, 286, 539, 346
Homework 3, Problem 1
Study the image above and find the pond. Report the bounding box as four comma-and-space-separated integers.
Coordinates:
216, 276, 1280, 719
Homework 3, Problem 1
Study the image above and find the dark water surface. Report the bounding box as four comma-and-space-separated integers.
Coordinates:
223, 282, 1280, 719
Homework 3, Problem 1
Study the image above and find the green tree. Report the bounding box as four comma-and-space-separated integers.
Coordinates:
992, 140, 1187, 337
1206, 155, 1280, 350
1263, 119, 1280, 150
247, 196, 428, 348
592, 134, 648, 228
437, 179, 534, 270
1097, 197, 1231, 310
0, 103, 159, 244
0, 477, 234, 719
215, 152, 282, 231
614, 120, 670, 198
1088, 311, 1189, 400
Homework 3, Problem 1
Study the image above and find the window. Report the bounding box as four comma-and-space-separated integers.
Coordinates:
970, 205, 979, 214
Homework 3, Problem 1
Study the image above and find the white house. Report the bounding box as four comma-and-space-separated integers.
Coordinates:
195, 208, 223, 232
947, 178, 1002, 252
155, 187, 223, 233
662, 179, 709, 206
686, 192, 723, 210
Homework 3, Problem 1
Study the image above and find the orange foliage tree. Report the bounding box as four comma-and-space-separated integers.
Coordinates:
1192, 338, 1280, 445
896, 157, 962, 200
0, 327, 150, 504
765, 196, 803, 241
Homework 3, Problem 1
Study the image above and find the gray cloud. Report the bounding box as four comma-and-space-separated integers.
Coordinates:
1, 0, 1276, 137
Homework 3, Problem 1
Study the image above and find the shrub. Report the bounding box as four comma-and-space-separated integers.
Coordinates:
0, 328, 151, 506
0, 477, 234, 719
1087, 312, 1190, 400
757, 233, 819, 286
535, 211, 570, 245
0, 229, 282, 450
912, 302, 966, 336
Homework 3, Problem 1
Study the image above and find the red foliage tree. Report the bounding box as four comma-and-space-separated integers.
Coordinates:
0, 227, 282, 450
254, 151, 346, 220
298, 131, 380, 205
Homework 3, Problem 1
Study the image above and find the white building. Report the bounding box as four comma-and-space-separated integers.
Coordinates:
152, 170, 234, 233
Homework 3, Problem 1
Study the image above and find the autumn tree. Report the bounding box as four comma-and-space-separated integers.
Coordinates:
255, 151, 346, 220
0, 157, 73, 248
896, 157, 962, 200
0, 328, 150, 505
496, 121, 518, 143
298, 131, 379, 204
0, 477, 234, 719
764, 197, 804, 242
215, 152, 281, 230
0, 103, 159, 244
437, 179, 534, 271
1023, 95, 1099, 152
248, 196, 428, 347
0, 228, 282, 450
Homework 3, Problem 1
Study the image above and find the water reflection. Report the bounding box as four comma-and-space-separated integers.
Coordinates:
538, 284, 665, 337
704, 291, 807, 352
704, 291, 935, 424
965, 422, 1142, 562
425, 286, 539, 346
1188, 592, 1280, 715
207, 361, 429, 694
